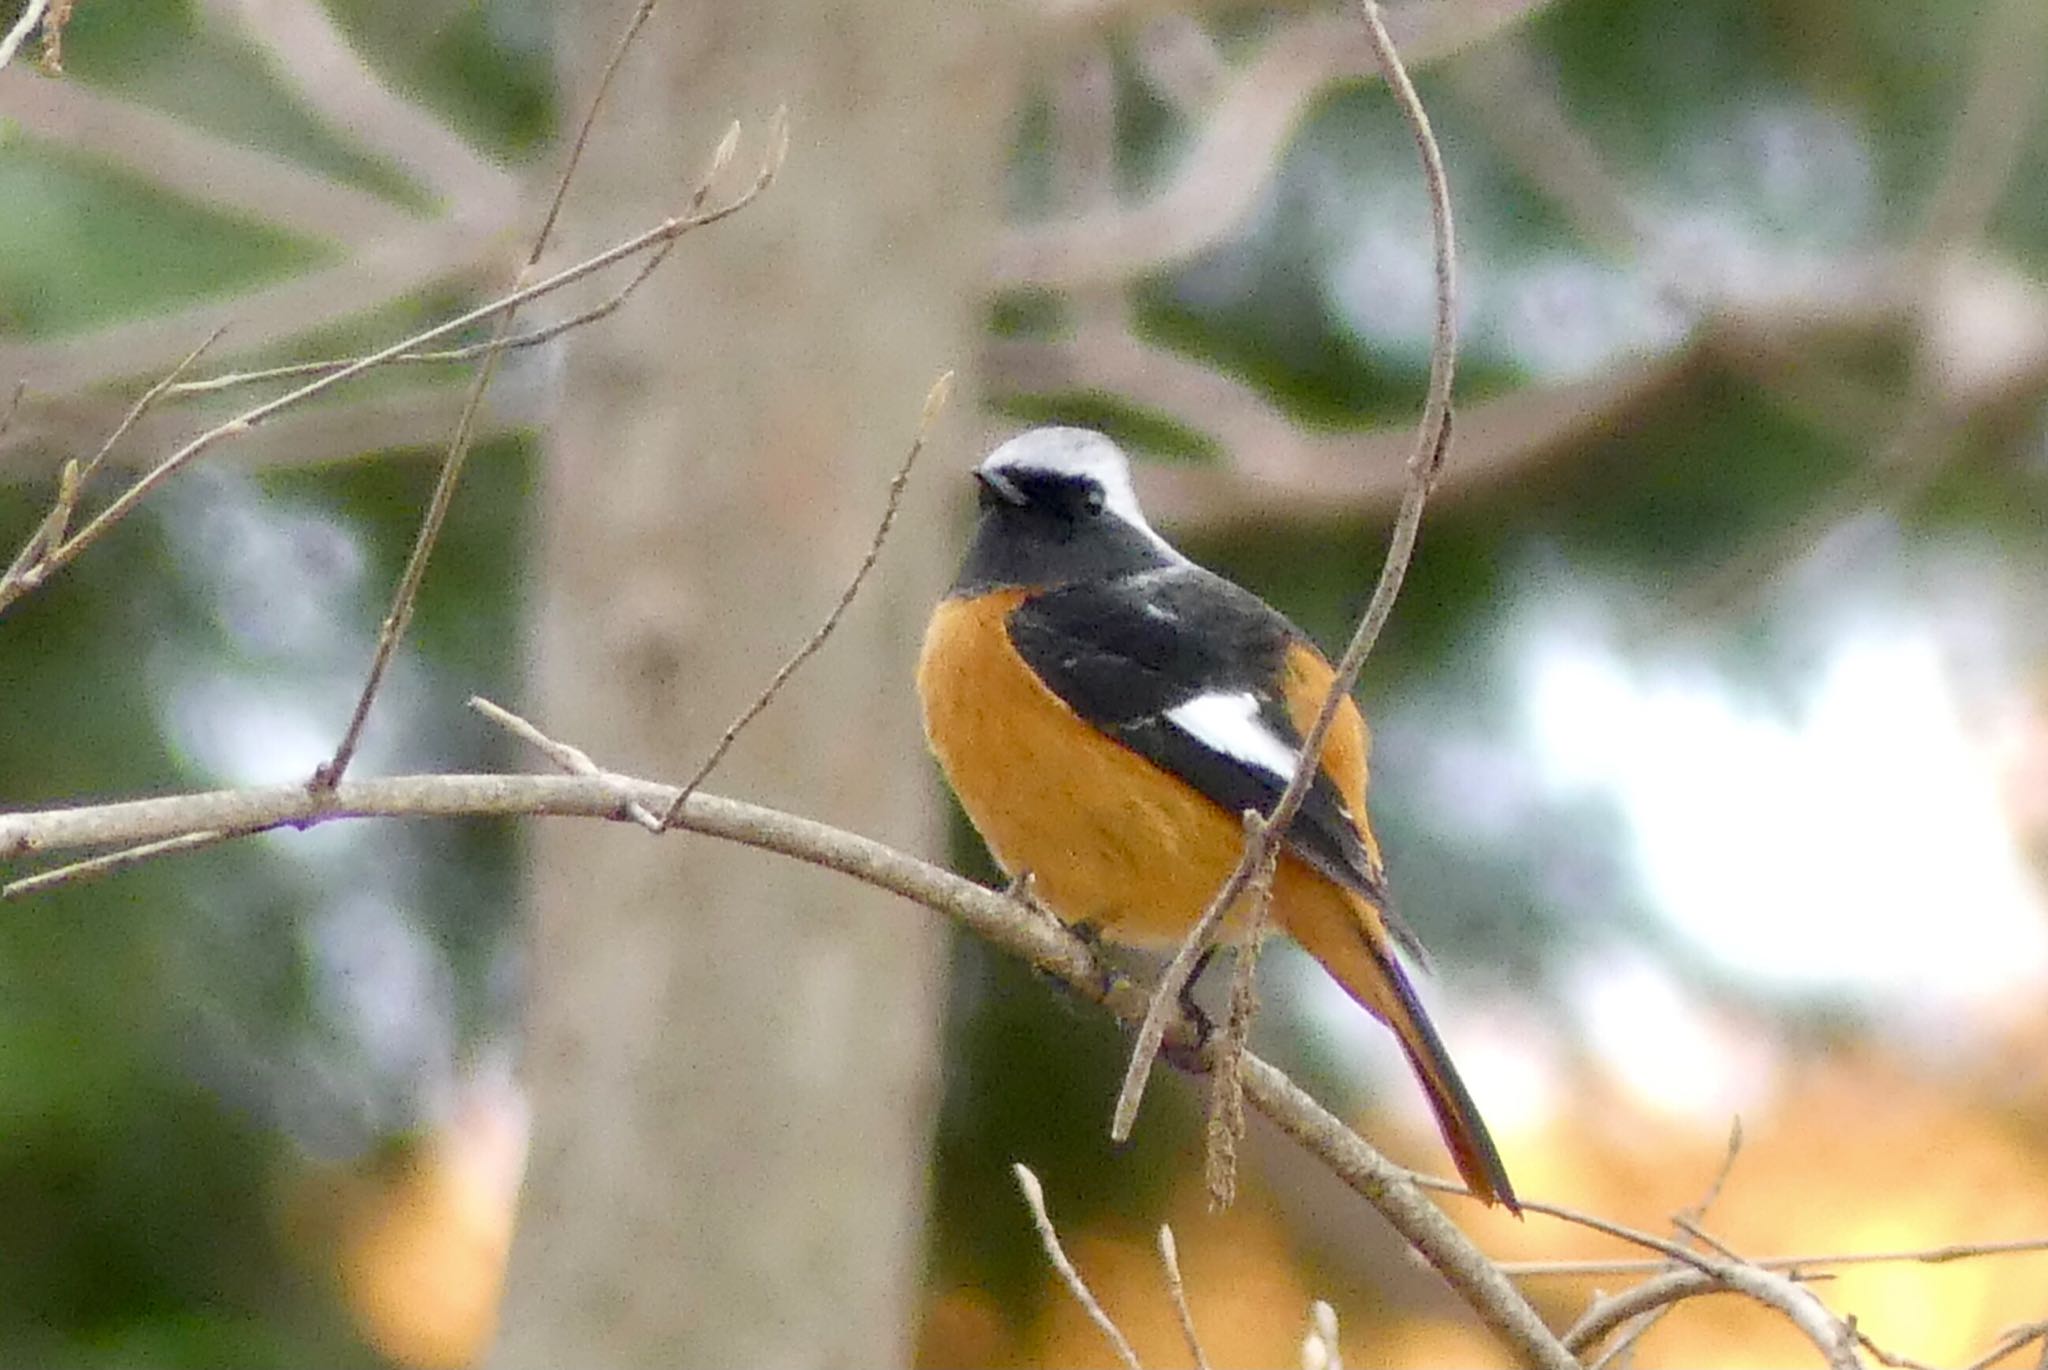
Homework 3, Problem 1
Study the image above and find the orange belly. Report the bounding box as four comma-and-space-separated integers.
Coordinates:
917, 590, 1367, 946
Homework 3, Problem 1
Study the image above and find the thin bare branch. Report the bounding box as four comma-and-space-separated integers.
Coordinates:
1157, 1225, 1211, 1370
0, 0, 53, 71
2, 330, 222, 600
1014, 1164, 1144, 1370
470, 696, 664, 832
0, 145, 781, 617
312, 0, 669, 790
1962, 1319, 2048, 1370
655, 369, 951, 826
1111, 0, 1459, 1147
1589, 1115, 1749, 1365
161, 164, 730, 403
1501, 1233, 2048, 1279
2, 828, 239, 899
0, 761, 1574, 1370
1563, 1266, 1863, 1370
1203, 812, 1275, 1211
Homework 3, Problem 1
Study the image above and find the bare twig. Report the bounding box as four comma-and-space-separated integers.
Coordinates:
1961, 1319, 2048, 1370
1500, 1232, 2048, 1279
0, 140, 782, 618
470, 696, 664, 832
1301, 1300, 1344, 1370
1110, 0, 1460, 1146
0, 0, 54, 72
1157, 1225, 1211, 1370
1563, 1265, 1864, 1370
312, 0, 669, 790
1592, 1116, 1748, 1364
0, 758, 1575, 1370
655, 370, 951, 826
2, 330, 223, 601
162, 217, 718, 401
1013, 1164, 1144, 1370
1, 828, 239, 899
34, 0, 74, 72
1203, 813, 1276, 1210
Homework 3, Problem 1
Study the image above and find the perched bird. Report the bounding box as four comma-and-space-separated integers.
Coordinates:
917, 427, 1516, 1210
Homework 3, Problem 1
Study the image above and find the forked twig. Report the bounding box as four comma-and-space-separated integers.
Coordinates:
469, 696, 664, 832
0, 0, 53, 71
2, 828, 238, 900
0, 161, 779, 618
312, 0, 669, 790
1110, 0, 1459, 1145
2, 330, 223, 601
655, 371, 953, 827
1013, 1164, 1144, 1370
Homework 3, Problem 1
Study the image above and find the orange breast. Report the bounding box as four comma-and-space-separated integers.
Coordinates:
916, 591, 1376, 947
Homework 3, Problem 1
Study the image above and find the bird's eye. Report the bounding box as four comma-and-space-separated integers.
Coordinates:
1083, 487, 1106, 516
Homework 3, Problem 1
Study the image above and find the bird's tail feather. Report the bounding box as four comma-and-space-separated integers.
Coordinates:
1285, 887, 1519, 1212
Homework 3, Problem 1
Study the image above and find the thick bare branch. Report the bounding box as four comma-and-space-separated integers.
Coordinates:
201, 0, 518, 215
0, 223, 497, 399
0, 764, 1575, 1370
0, 77, 417, 247
984, 325, 1681, 523
997, 1, 1553, 286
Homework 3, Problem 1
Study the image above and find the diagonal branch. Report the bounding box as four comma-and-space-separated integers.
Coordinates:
311, 0, 676, 790
0, 77, 418, 248
1109, 0, 1460, 1151
0, 158, 779, 617
0, 763, 1575, 1370
200, 0, 518, 215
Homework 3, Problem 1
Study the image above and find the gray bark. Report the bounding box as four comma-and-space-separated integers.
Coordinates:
494, 2, 1015, 1364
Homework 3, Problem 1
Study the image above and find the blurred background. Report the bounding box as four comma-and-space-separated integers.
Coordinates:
3, 0, 2048, 1365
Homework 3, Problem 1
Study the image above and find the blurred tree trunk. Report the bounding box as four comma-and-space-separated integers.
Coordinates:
494, 2, 1015, 1365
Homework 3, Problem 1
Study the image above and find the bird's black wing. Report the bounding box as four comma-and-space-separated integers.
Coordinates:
1006, 568, 1391, 911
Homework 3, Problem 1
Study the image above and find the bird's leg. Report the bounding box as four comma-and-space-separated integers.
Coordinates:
1177, 944, 1219, 1048
1003, 867, 1042, 909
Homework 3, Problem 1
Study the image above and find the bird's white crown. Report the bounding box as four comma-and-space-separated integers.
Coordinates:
978, 427, 1182, 560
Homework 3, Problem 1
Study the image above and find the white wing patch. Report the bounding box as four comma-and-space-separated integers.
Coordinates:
1165, 691, 1300, 783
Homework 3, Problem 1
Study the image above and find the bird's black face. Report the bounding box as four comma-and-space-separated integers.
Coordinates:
948, 465, 1175, 595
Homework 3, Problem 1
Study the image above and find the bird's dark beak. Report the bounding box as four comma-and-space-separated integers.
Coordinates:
974, 467, 1029, 507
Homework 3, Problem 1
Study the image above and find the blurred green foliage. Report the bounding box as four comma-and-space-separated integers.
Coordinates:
5, 0, 2048, 1363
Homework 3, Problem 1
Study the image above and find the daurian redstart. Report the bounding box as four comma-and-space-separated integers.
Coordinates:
918, 426, 1516, 1210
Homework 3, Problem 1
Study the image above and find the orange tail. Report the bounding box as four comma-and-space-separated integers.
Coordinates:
1282, 880, 1519, 1212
